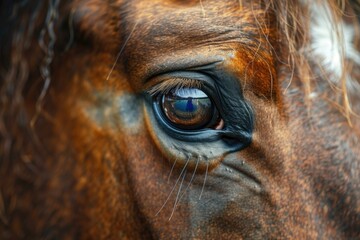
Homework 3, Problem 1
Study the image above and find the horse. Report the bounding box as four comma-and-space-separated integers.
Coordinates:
1, 0, 359, 239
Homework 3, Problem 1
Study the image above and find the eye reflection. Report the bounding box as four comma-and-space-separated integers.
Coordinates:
161, 88, 218, 130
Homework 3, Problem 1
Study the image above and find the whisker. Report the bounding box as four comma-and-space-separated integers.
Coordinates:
168, 156, 178, 183
169, 169, 187, 221
199, 161, 208, 200
106, 21, 138, 81
155, 157, 190, 217
176, 156, 200, 207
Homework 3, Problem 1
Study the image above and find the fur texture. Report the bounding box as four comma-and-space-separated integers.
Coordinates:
0, 0, 359, 239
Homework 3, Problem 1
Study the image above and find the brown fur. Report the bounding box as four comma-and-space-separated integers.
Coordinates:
1, 0, 359, 239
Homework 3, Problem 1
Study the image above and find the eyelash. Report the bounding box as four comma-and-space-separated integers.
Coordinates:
146, 78, 204, 96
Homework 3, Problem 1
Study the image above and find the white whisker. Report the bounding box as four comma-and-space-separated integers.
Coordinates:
155, 157, 190, 217
169, 169, 187, 221
106, 21, 138, 81
199, 161, 208, 200
176, 156, 200, 207
168, 157, 178, 182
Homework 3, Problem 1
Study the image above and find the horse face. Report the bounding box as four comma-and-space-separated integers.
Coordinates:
1, 0, 360, 239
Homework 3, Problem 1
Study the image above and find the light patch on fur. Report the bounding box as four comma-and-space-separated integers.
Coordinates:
84, 92, 143, 134
117, 94, 143, 133
309, 2, 360, 92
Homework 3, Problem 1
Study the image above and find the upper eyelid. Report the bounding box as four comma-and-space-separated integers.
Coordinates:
146, 77, 204, 96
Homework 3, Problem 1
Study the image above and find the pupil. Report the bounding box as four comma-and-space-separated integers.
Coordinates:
186, 98, 195, 112
161, 88, 215, 130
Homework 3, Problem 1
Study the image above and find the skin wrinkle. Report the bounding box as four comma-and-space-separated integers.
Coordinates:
0, 0, 359, 239
122, 1, 271, 88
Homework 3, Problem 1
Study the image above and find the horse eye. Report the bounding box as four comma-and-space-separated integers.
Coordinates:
160, 87, 219, 130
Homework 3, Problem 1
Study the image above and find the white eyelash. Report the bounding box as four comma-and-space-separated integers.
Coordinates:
147, 78, 203, 96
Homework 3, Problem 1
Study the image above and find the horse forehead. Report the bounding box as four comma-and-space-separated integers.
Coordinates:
126, 0, 264, 47
71, 0, 269, 68
116, 0, 274, 90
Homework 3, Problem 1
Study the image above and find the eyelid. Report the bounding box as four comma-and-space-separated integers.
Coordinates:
146, 77, 204, 96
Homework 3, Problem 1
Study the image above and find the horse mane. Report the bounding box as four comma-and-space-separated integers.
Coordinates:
265, 0, 360, 125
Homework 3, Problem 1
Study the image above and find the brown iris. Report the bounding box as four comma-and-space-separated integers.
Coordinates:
161, 88, 217, 130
